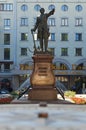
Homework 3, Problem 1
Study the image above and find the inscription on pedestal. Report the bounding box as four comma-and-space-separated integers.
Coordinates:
30, 54, 55, 87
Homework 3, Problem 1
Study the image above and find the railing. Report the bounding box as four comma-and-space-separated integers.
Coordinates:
54, 70, 86, 75
0, 69, 32, 76
0, 69, 86, 76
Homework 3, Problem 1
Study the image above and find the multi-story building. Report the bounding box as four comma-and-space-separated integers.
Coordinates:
0, 0, 86, 90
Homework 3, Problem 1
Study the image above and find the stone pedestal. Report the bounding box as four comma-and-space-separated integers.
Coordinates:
29, 88, 57, 100
29, 53, 57, 100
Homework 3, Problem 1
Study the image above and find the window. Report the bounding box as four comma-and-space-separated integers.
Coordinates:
4, 48, 10, 60
76, 63, 83, 70
60, 63, 68, 70
4, 19, 10, 29
34, 4, 41, 11
75, 18, 82, 26
75, 33, 82, 41
4, 34, 10, 45
0, 3, 13, 11
21, 4, 28, 11
48, 18, 55, 26
75, 5, 83, 12
48, 4, 55, 10
61, 48, 68, 56
21, 48, 27, 56
61, 33, 68, 41
61, 5, 68, 11
21, 18, 28, 26
61, 18, 68, 26
4, 63, 10, 71
49, 33, 55, 41
75, 48, 82, 56
21, 33, 28, 41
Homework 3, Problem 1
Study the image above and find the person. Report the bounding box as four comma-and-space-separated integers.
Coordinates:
31, 8, 55, 52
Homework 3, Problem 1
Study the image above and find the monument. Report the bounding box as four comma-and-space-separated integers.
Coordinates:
29, 8, 57, 100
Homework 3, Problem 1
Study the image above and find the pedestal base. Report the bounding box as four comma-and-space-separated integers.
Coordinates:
28, 88, 57, 100
30, 53, 57, 101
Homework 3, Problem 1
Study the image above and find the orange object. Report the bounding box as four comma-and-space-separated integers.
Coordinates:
71, 97, 86, 104
0, 97, 13, 104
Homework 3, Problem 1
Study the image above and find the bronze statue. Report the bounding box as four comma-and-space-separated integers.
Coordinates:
31, 8, 55, 52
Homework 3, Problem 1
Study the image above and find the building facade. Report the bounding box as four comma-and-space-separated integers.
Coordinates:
0, 0, 86, 90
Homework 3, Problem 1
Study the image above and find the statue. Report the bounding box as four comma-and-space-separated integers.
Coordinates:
31, 8, 55, 52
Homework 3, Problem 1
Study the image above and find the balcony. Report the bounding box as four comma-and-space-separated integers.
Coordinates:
54, 70, 86, 76
0, 69, 86, 76
0, 64, 86, 76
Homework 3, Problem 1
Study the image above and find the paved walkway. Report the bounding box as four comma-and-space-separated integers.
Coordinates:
0, 103, 86, 130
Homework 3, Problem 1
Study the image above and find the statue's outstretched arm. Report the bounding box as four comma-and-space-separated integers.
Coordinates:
47, 8, 55, 17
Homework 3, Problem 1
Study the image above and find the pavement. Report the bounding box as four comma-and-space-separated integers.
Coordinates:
0, 94, 86, 130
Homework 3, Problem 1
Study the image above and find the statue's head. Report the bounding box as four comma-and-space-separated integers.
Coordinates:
40, 8, 45, 14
